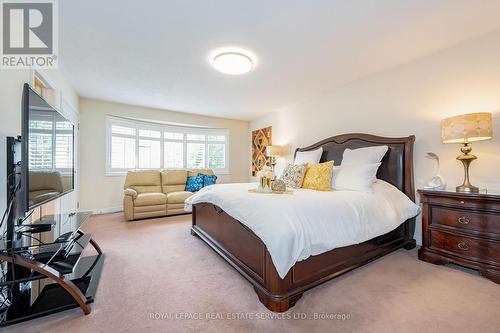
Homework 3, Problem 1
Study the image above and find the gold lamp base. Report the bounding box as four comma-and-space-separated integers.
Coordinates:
456, 143, 479, 193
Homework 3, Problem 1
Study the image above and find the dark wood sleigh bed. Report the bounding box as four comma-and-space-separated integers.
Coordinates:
191, 133, 416, 312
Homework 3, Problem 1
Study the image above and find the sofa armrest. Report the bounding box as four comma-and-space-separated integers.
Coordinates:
124, 188, 138, 199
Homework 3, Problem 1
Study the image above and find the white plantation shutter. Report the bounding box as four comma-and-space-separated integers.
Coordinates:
29, 114, 53, 169
164, 141, 183, 168
107, 116, 229, 174
55, 132, 73, 169
139, 129, 161, 139
28, 112, 74, 172
164, 132, 183, 140
112, 125, 135, 136
186, 143, 205, 168
55, 120, 73, 170
186, 134, 205, 141
29, 132, 53, 169
138, 139, 161, 168
208, 143, 225, 169
111, 136, 136, 169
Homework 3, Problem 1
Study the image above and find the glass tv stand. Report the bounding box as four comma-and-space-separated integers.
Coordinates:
0, 212, 104, 326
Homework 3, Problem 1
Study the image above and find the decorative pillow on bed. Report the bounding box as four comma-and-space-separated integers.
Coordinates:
294, 147, 323, 165
301, 160, 334, 191
332, 163, 381, 192
280, 163, 307, 188
198, 173, 217, 187
341, 146, 388, 166
185, 175, 204, 192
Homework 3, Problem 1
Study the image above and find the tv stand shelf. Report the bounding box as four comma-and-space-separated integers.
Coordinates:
0, 212, 104, 326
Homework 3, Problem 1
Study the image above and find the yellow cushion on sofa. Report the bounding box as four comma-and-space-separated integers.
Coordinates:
134, 192, 167, 206
161, 170, 188, 186
166, 191, 193, 204
301, 161, 334, 191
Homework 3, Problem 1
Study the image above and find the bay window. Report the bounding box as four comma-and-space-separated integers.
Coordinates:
106, 116, 229, 175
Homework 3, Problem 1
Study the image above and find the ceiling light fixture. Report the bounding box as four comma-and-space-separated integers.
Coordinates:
211, 51, 254, 75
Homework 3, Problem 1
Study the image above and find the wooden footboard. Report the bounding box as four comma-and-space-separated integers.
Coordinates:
191, 203, 416, 312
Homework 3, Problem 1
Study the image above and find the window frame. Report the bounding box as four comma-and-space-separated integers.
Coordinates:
106, 116, 229, 176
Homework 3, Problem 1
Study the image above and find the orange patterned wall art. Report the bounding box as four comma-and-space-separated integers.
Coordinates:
251, 126, 272, 176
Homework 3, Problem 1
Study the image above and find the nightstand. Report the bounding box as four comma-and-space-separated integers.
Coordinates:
418, 189, 500, 284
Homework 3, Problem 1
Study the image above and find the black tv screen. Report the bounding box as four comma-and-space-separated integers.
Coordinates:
21, 83, 75, 211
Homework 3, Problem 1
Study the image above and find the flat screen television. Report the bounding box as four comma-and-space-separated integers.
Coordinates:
21, 83, 75, 213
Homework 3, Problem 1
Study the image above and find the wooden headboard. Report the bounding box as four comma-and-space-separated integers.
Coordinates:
295, 133, 415, 201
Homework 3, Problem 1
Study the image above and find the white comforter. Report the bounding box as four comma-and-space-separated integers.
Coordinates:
185, 180, 420, 278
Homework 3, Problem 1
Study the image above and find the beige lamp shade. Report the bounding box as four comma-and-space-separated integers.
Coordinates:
441, 112, 493, 144
266, 145, 283, 156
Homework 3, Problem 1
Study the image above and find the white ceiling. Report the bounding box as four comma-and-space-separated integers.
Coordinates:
60, 0, 500, 121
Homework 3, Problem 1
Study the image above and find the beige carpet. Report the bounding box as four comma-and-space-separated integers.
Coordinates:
4, 213, 500, 333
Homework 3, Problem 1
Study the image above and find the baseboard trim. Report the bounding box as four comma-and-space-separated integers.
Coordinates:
84, 206, 123, 215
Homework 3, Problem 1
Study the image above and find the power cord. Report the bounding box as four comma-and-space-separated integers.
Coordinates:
18, 209, 34, 225
19, 232, 46, 245
0, 175, 21, 322
0, 179, 21, 235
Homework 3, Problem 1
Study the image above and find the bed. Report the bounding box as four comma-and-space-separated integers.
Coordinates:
189, 133, 417, 312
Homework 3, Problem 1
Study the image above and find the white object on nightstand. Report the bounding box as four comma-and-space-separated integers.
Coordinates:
423, 152, 446, 190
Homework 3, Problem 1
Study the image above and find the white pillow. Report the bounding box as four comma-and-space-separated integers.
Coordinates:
341, 146, 388, 166
294, 147, 323, 164
330, 165, 342, 189
333, 163, 381, 192
374, 180, 421, 220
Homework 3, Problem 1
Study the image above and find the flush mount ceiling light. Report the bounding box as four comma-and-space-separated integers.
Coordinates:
211, 51, 254, 75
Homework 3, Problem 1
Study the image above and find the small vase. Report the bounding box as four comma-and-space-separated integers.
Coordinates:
258, 176, 266, 192
265, 177, 271, 192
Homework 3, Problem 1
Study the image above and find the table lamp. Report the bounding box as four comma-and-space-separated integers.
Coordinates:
266, 145, 283, 171
441, 112, 493, 193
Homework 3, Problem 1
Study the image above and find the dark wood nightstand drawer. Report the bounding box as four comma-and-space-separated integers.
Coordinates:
423, 194, 500, 212
430, 230, 500, 264
430, 206, 500, 237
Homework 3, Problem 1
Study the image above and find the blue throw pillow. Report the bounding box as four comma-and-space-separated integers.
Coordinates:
198, 173, 218, 187
185, 175, 204, 192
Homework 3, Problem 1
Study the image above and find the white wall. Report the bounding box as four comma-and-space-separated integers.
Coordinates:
0, 68, 79, 226
78, 98, 250, 212
250, 29, 500, 244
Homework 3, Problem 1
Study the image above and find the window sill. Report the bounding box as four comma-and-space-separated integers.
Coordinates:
106, 170, 231, 177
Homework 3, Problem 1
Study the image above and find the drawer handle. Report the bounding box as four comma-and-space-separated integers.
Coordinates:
458, 217, 470, 225
457, 241, 469, 251
459, 201, 465, 205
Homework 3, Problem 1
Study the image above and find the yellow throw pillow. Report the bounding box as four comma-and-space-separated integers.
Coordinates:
301, 161, 334, 191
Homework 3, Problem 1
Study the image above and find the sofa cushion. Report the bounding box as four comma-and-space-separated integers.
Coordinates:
161, 170, 188, 186
163, 184, 186, 194
29, 171, 63, 192
188, 169, 214, 178
134, 192, 167, 206
124, 170, 162, 193
29, 190, 61, 206
167, 203, 186, 209
167, 191, 193, 204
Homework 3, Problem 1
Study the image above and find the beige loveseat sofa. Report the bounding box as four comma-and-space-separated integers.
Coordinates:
123, 169, 214, 221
